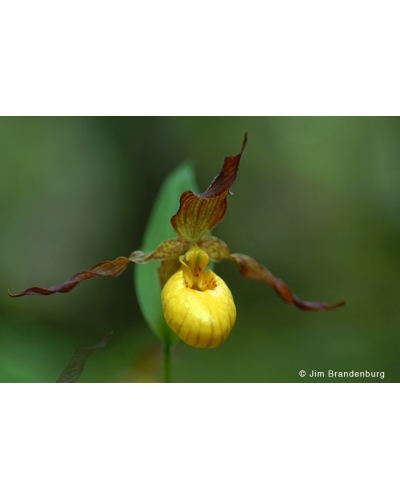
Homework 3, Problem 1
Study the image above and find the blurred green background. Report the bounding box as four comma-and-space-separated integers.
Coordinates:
1, 117, 399, 382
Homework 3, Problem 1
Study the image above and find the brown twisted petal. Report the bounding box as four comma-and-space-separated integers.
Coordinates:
151, 238, 188, 260
129, 237, 188, 263
7, 256, 134, 297
230, 253, 346, 311
171, 133, 247, 241
8, 238, 189, 298
200, 132, 248, 199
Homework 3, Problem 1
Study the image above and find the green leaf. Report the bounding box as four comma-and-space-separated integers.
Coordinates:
134, 160, 199, 345
56, 332, 113, 383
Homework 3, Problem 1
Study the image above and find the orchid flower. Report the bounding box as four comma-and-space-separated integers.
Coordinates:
9, 134, 345, 351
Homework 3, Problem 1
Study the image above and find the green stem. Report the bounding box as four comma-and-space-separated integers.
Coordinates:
163, 342, 172, 383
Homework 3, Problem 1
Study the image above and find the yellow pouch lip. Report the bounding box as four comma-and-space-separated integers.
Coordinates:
162, 248, 236, 348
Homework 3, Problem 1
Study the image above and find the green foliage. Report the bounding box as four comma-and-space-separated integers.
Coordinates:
3, 117, 400, 382
134, 160, 199, 346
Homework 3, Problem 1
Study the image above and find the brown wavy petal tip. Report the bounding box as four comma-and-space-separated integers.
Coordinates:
8, 238, 189, 298
8, 256, 133, 297
171, 133, 247, 241
230, 253, 346, 311
199, 132, 247, 199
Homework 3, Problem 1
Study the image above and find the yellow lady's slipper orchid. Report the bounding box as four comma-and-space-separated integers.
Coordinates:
162, 246, 236, 348
9, 133, 345, 351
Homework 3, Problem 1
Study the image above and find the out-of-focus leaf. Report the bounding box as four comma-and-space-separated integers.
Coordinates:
56, 332, 113, 383
134, 160, 199, 345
